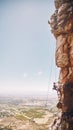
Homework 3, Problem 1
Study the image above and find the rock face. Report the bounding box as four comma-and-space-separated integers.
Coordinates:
49, 0, 73, 129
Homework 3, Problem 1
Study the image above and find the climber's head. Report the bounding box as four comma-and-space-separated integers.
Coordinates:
54, 0, 60, 9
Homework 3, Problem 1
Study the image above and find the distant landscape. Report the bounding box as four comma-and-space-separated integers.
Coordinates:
0, 94, 58, 130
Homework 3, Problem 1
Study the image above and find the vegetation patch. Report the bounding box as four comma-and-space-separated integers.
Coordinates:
25, 109, 45, 118
0, 126, 12, 130
15, 114, 28, 121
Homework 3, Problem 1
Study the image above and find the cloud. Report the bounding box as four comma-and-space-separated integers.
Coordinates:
34, 71, 43, 76
24, 73, 28, 78
37, 71, 43, 75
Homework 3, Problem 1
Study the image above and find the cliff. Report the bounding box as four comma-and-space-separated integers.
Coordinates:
49, 0, 73, 129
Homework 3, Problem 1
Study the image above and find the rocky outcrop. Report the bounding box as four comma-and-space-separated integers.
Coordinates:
49, 0, 73, 129
49, 0, 73, 84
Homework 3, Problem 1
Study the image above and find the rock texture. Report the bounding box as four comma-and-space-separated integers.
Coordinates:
49, 0, 73, 129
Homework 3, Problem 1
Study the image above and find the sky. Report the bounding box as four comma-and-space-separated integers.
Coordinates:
0, 0, 59, 96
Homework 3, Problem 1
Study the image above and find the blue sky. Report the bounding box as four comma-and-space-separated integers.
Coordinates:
0, 0, 59, 96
